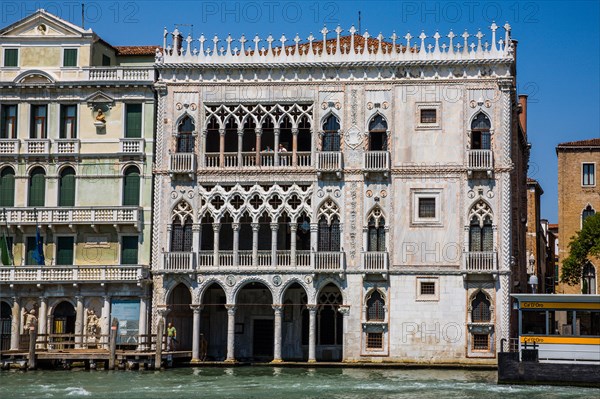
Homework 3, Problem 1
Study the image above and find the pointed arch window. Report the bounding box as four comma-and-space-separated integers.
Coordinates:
366, 291, 385, 321
58, 167, 76, 207
472, 292, 491, 322
582, 263, 596, 295
469, 201, 494, 252
367, 208, 385, 252
171, 217, 193, 252
318, 200, 341, 252
122, 166, 140, 206
471, 113, 491, 150
28, 167, 45, 206
322, 115, 340, 152
0, 167, 15, 207
582, 205, 595, 225
176, 116, 195, 153
368, 115, 388, 151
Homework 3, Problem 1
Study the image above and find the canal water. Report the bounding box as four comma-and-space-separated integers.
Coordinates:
0, 367, 597, 398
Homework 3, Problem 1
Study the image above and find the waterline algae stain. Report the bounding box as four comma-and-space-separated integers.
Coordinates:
0, 368, 596, 399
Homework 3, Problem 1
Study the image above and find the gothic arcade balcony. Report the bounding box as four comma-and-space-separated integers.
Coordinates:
363, 151, 390, 176
1, 207, 142, 231
168, 153, 197, 177
316, 152, 343, 177
361, 251, 389, 276
462, 251, 498, 275
203, 151, 312, 170
467, 150, 493, 176
0, 265, 149, 285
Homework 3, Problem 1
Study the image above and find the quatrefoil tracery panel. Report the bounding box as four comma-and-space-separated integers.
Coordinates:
317, 199, 341, 225
203, 103, 314, 131
171, 200, 194, 226
469, 200, 493, 227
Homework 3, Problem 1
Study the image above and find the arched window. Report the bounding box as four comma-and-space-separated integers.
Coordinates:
58, 167, 75, 207
367, 208, 385, 252
297, 115, 312, 152
122, 166, 140, 206
469, 201, 494, 252
471, 113, 491, 150
366, 291, 385, 321
205, 116, 220, 153
582, 263, 596, 295
317, 200, 340, 252
176, 116, 195, 153
28, 167, 45, 206
368, 115, 388, 151
322, 115, 340, 152
0, 167, 15, 207
582, 205, 596, 225
471, 291, 491, 322
171, 201, 193, 252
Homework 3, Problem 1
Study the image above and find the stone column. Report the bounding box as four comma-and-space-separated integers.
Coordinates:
290, 223, 297, 268
270, 223, 278, 267
310, 223, 319, 251
156, 308, 171, 351
272, 305, 283, 362
213, 224, 220, 266
200, 130, 207, 167
292, 128, 298, 166
190, 304, 203, 363
274, 128, 280, 166
237, 129, 244, 166
232, 223, 240, 267
192, 224, 201, 253
38, 296, 48, 347
251, 223, 259, 266
74, 295, 84, 348
255, 129, 261, 166
138, 295, 149, 350
307, 304, 317, 362
219, 128, 225, 167
225, 305, 236, 362
10, 296, 20, 350
363, 227, 369, 253
338, 305, 350, 361
101, 295, 111, 348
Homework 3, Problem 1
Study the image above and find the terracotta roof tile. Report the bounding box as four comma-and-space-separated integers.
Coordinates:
556, 138, 600, 148
115, 46, 160, 56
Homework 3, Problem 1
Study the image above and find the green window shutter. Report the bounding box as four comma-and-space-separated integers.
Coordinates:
26, 237, 36, 265
28, 169, 45, 207
121, 236, 138, 265
56, 237, 74, 265
4, 49, 18, 67
63, 49, 77, 67
125, 104, 142, 138
0, 168, 15, 207
122, 168, 140, 206
58, 168, 75, 206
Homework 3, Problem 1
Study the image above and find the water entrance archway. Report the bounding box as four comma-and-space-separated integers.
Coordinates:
0, 301, 11, 351
317, 283, 343, 361
281, 282, 308, 361
201, 283, 227, 360
167, 284, 192, 350
235, 282, 274, 361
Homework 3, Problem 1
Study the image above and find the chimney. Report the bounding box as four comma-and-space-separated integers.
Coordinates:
518, 94, 528, 135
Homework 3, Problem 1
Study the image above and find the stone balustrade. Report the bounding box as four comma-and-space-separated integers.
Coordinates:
0, 207, 141, 227
362, 251, 389, 272
363, 151, 390, 172
463, 251, 498, 272
468, 149, 494, 171
0, 265, 148, 284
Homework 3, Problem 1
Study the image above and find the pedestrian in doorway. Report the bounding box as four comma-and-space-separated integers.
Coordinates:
167, 322, 177, 351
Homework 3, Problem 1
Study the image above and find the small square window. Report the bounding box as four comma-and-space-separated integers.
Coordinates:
63, 49, 78, 67
102, 54, 111, 66
420, 282, 436, 295
418, 198, 436, 218
582, 163, 595, 186
420, 109, 437, 124
4, 49, 18, 67
472, 333, 489, 350
366, 332, 383, 350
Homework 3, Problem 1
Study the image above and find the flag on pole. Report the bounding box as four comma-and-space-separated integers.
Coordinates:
0, 229, 11, 266
32, 226, 45, 265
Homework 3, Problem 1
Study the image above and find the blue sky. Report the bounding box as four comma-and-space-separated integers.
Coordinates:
2, 0, 599, 223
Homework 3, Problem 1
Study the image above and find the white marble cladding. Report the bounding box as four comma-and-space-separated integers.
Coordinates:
159, 23, 514, 65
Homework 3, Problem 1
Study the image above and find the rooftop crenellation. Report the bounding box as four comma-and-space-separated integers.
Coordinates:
158, 23, 514, 65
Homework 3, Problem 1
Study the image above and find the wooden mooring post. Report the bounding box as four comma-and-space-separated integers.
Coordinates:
108, 318, 118, 370
155, 319, 164, 370
27, 323, 37, 370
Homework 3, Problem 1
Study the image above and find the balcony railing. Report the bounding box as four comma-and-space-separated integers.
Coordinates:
463, 251, 497, 272
169, 153, 196, 174
120, 138, 145, 154
206, 151, 312, 169
317, 152, 342, 175
468, 150, 493, 171
163, 252, 195, 271
363, 151, 390, 172
25, 139, 50, 155
0, 207, 141, 227
314, 251, 345, 272
86, 67, 154, 81
0, 139, 20, 156
362, 251, 389, 272
0, 265, 147, 284
54, 139, 80, 155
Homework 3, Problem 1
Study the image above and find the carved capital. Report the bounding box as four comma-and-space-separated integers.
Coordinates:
306, 304, 318, 314
190, 304, 203, 313
337, 305, 350, 316
225, 304, 237, 315
272, 304, 283, 314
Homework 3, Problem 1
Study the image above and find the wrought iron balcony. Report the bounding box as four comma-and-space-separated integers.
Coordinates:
316, 152, 342, 177
363, 151, 390, 175
0, 265, 148, 285
361, 251, 389, 275
463, 251, 498, 274
467, 150, 493, 176
0, 207, 142, 231
168, 153, 196, 176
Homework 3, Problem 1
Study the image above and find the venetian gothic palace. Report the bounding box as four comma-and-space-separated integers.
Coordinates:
0, 10, 530, 365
